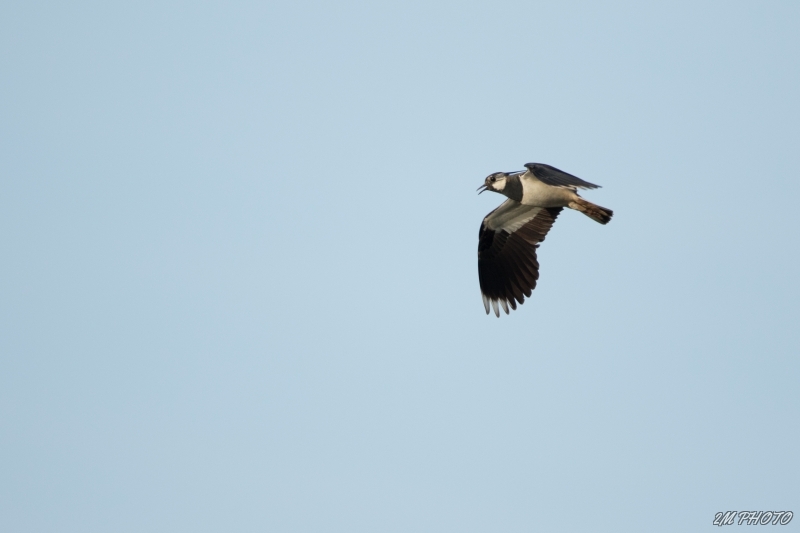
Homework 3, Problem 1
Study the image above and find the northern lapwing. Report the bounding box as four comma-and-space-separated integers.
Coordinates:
477, 162, 613, 316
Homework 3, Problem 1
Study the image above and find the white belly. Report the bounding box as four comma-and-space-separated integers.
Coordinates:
520, 176, 577, 207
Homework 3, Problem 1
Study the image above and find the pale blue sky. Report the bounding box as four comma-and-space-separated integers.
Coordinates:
1, 1, 799, 531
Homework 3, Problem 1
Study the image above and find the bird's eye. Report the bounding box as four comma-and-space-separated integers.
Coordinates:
490, 176, 496, 182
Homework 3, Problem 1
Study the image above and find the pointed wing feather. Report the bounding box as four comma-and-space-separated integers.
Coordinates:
524, 163, 600, 190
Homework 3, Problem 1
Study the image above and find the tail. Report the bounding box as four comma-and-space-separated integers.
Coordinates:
568, 197, 613, 224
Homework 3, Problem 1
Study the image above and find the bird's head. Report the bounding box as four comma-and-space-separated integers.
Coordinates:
477, 172, 508, 195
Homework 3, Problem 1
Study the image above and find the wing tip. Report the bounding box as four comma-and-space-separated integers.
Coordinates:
481, 293, 516, 317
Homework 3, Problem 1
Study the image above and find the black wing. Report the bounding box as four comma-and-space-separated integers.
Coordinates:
524, 163, 600, 190
478, 207, 562, 316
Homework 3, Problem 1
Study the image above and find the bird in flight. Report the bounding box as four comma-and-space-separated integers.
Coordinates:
477, 162, 613, 316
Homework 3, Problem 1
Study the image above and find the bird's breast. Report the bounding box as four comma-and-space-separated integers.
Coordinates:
520, 178, 576, 207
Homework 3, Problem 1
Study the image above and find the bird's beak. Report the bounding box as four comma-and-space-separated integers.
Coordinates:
477, 184, 488, 194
